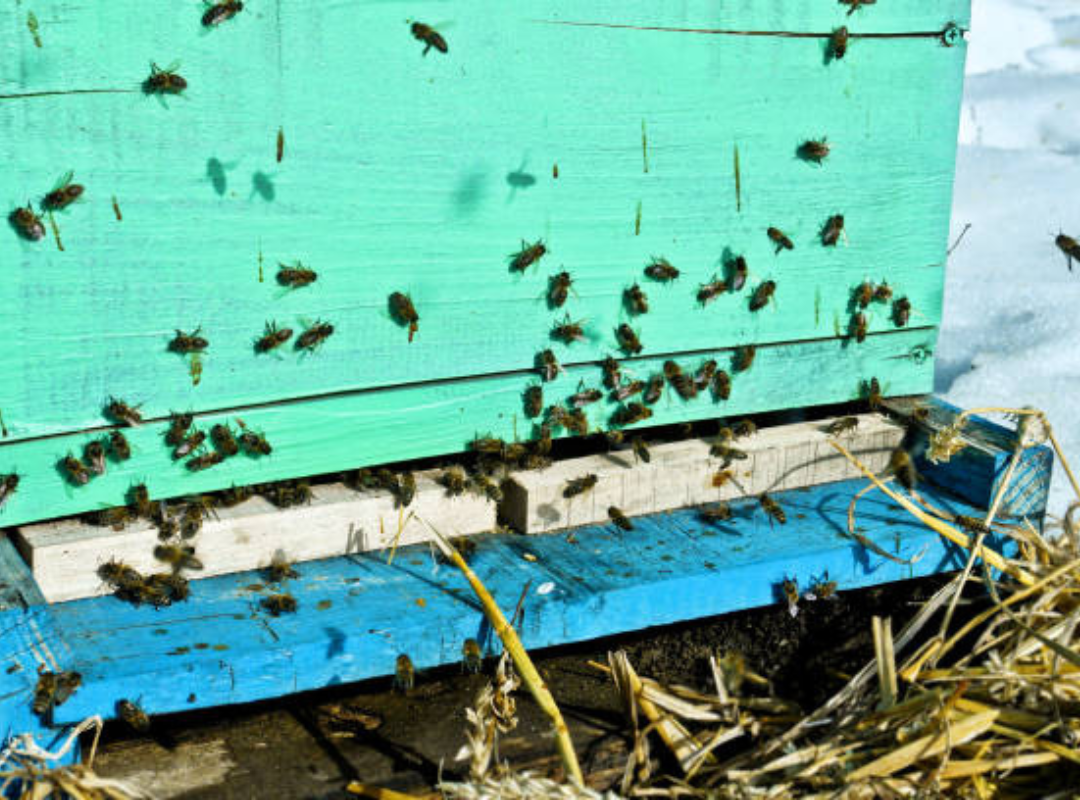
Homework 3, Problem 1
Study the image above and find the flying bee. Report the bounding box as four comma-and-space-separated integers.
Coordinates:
732, 419, 757, 439
0, 472, 19, 511
1056, 233, 1080, 271
33, 669, 82, 718
616, 324, 643, 355
411, 21, 448, 55
767, 227, 794, 252
143, 61, 187, 94
462, 639, 482, 674
863, 377, 882, 411
267, 551, 300, 583
729, 256, 748, 291
612, 402, 652, 427
211, 423, 239, 456
536, 349, 563, 382
851, 312, 868, 343
10, 203, 45, 241
42, 171, 84, 211
548, 271, 573, 308
261, 593, 298, 616
394, 654, 415, 692
202, 0, 244, 27
828, 26, 849, 60
165, 412, 194, 446
873, 283, 893, 303
116, 699, 151, 732
509, 239, 547, 272
389, 292, 420, 342
256, 321, 293, 352
888, 447, 918, 491
564, 474, 598, 498
523, 385, 544, 418
169, 327, 208, 354
853, 282, 874, 309
697, 276, 728, 306
128, 483, 152, 518
601, 356, 621, 389
105, 398, 143, 427
760, 493, 786, 525
644, 257, 679, 282
276, 263, 317, 288
624, 283, 649, 315
712, 469, 734, 488
840, 0, 877, 15
613, 379, 644, 402
631, 436, 650, 464
821, 214, 844, 246
154, 544, 203, 572
893, 297, 911, 327
83, 440, 106, 476
782, 578, 800, 617
296, 320, 334, 351
643, 375, 664, 404
749, 280, 776, 311
701, 502, 732, 523
711, 443, 748, 469
187, 451, 224, 472
173, 430, 206, 460
799, 138, 830, 163
608, 506, 633, 530
825, 416, 859, 436
61, 455, 90, 486
551, 314, 586, 344
438, 466, 468, 496
733, 345, 756, 373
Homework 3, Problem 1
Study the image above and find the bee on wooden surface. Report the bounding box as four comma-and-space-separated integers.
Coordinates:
712, 469, 734, 488
664, 360, 697, 400
211, 423, 239, 457
86, 506, 132, 531
624, 283, 649, 315
173, 430, 206, 460
732, 419, 757, 439
10, 203, 45, 241
187, 451, 224, 472
799, 139, 831, 164
853, 282, 874, 309
471, 436, 508, 458
151, 571, 191, 603
563, 409, 586, 437
99, 559, 143, 592
824, 416, 859, 437
394, 654, 415, 692
615, 323, 643, 355
729, 255, 748, 292
33, 669, 82, 718
296, 320, 334, 351
1056, 233, 1080, 271
873, 283, 893, 303
893, 297, 911, 327
700, 502, 733, 524
256, 321, 293, 352
759, 493, 786, 525
267, 551, 300, 583
396, 472, 416, 508
708, 367, 731, 400
851, 312, 868, 343
536, 349, 563, 382
888, 447, 918, 491
551, 314, 586, 344
239, 428, 272, 457
438, 466, 468, 496
169, 327, 208, 354
509, 239, 547, 272
261, 593, 298, 616
548, 271, 573, 308
697, 276, 728, 306
608, 506, 633, 530
644, 257, 679, 282
61, 455, 90, 486
469, 473, 503, 504
389, 292, 420, 342
570, 386, 603, 408
143, 61, 187, 95
462, 639, 482, 674
733, 345, 756, 373
828, 26, 849, 60
711, 442, 748, 469
522, 385, 544, 418
767, 227, 794, 253
165, 412, 194, 447
154, 544, 203, 572
805, 573, 839, 601
42, 171, 84, 212
411, 21, 448, 55
532, 424, 553, 457
605, 429, 625, 450
749, 280, 776, 311
631, 436, 650, 464
643, 375, 664, 405
83, 440, 106, 476
219, 484, 255, 507
276, 262, 317, 288
863, 377, 882, 411
613, 379, 644, 402
564, 474, 598, 498
117, 699, 151, 732
105, 398, 143, 427
601, 356, 621, 389
840, 0, 877, 15
782, 578, 800, 617
127, 483, 152, 518
104, 430, 130, 463
0, 472, 19, 511
612, 402, 652, 427
202, 0, 243, 27
821, 214, 844, 246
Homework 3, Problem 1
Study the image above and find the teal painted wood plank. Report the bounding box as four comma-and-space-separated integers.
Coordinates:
0, 2, 966, 439
0, 329, 935, 528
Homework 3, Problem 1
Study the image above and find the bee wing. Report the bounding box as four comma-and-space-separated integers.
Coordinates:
52, 170, 74, 191
432, 20, 456, 31
164, 60, 182, 73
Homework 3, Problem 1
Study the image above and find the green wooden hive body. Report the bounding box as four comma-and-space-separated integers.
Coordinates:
0, 0, 969, 527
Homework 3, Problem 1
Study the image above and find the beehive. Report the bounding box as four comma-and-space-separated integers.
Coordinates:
0, 0, 969, 532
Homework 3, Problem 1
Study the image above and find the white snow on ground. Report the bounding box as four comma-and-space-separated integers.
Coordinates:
937, 0, 1080, 515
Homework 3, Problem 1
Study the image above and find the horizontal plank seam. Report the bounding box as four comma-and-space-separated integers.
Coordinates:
530, 20, 964, 39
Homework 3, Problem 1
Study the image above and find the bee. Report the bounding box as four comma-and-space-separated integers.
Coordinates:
42, 171, 84, 211
608, 506, 634, 530
389, 292, 420, 342
296, 320, 334, 351
148, 571, 191, 604
564, 474, 598, 498
532, 424, 553, 457
643, 375, 664, 404
187, 451, 224, 472
438, 466, 468, 496
749, 280, 776, 311
624, 283, 649, 315
873, 283, 893, 303
267, 551, 300, 583
732, 419, 757, 439
711, 443, 748, 469
395, 472, 416, 508
566, 408, 589, 436
893, 297, 911, 327
173, 430, 206, 460
411, 21, 448, 55
211, 423, 239, 456
700, 502, 732, 523
851, 312, 868, 343
471, 436, 507, 456
276, 127, 285, 163
219, 484, 255, 507
33, 669, 82, 718
616, 324, 643, 355
202, 0, 243, 27
276, 263, 317, 288
85, 506, 130, 530
568, 387, 601, 408
733, 345, 756, 373
631, 436, 650, 464
697, 276, 728, 306
821, 214, 844, 246
394, 654, 415, 692
644, 258, 679, 282
105, 398, 143, 427
828, 26, 849, 60
782, 578, 800, 617
239, 429, 272, 457
551, 314, 586, 344
116, 699, 151, 732
548, 272, 573, 308
62, 455, 90, 486
170, 327, 208, 354
613, 379, 644, 402
99, 559, 144, 591
664, 360, 697, 400
767, 227, 794, 252
729, 256, 748, 291
799, 139, 831, 164
154, 544, 203, 572
83, 440, 107, 476
955, 515, 992, 536
256, 321, 293, 352
165, 412, 194, 447
863, 377, 882, 411
462, 639, 482, 674
805, 573, 839, 601
1057, 233, 1080, 271
261, 593, 298, 616
825, 416, 859, 436
509, 239, 547, 272
10, 203, 45, 241
840, 0, 877, 15
469, 473, 503, 504
888, 447, 918, 491
601, 356, 621, 389
143, 61, 187, 95
128, 483, 152, 518
536, 349, 563, 382
712, 469, 734, 488
853, 282, 874, 309
712, 369, 731, 401
760, 494, 786, 525
605, 429, 625, 449
0, 472, 19, 511
612, 402, 652, 427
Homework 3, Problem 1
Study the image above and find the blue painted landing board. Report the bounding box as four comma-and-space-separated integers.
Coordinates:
0, 478, 1010, 744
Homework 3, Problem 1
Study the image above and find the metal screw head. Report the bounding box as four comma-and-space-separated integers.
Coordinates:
941, 23, 964, 47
